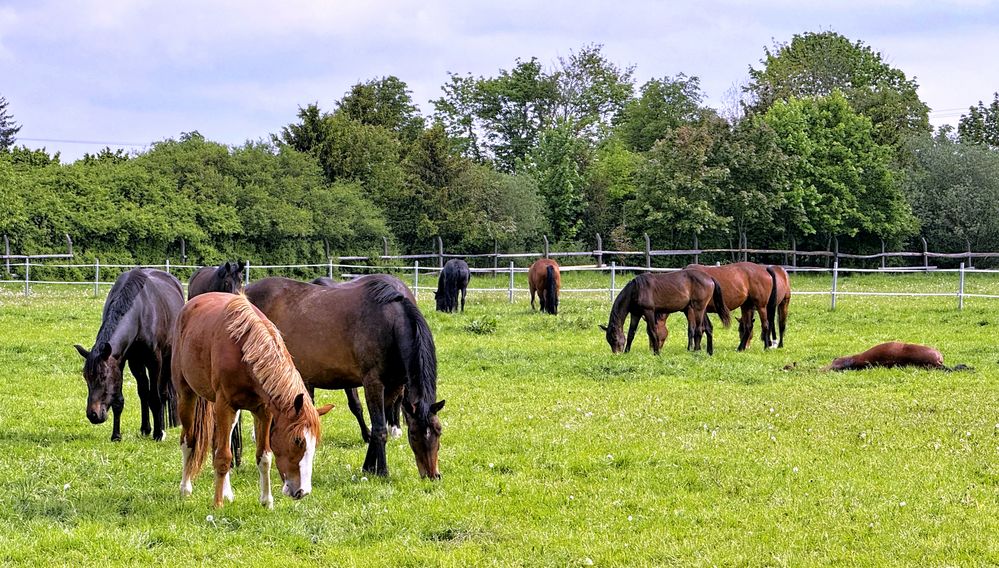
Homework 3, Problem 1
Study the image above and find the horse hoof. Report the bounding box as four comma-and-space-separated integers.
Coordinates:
110, 434, 122, 442
260, 497, 273, 509
153, 431, 166, 442
389, 426, 402, 439
140, 428, 152, 437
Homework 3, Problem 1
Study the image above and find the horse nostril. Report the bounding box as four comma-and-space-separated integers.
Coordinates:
294, 488, 305, 499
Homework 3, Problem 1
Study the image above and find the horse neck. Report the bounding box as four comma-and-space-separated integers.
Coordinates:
608, 281, 632, 331
97, 301, 140, 356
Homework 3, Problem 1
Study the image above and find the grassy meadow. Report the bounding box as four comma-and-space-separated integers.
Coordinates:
1, 270, 998, 566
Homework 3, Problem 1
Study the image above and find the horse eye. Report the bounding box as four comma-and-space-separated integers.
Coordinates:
293, 436, 304, 447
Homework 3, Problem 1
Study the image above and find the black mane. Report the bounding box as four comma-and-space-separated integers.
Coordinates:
364, 278, 406, 305
96, 269, 148, 346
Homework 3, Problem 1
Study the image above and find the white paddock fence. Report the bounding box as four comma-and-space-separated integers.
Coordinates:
2, 259, 998, 311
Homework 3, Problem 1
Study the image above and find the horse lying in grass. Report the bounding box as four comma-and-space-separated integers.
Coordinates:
172, 293, 333, 508
75, 268, 184, 442
823, 342, 969, 371
601, 271, 731, 355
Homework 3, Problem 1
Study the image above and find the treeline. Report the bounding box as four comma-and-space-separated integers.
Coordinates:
4, 31, 999, 266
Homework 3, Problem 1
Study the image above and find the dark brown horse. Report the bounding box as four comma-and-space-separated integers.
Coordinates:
246, 277, 445, 478
311, 274, 413, 442
601, 271, 731, 355
188, 261, 245, 299
435, 259, 470, 313
529, 259, 560, 315
172, 293, 333, 508
823, 342, 950, 371
684, 262, 780, 350
75, 268, 184, 442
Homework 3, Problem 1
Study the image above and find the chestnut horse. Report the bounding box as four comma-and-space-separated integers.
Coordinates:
246, 276, 445, 479
187, 261, 245, 299
75, 268, 183, 441
684, 262, 782, 350
529, 259, 560, 315
768, 265, 791, 348
601, 271, 731, 355
172, 293, 333, 508
823, 342, 955, 371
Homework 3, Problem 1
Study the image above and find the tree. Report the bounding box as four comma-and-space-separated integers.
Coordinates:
582, 135, 640, 240
745, 31, 930, 154
762, 91, 916, 244
552, 44, 635, 140
337, 76, 425, 144
521, 122, 589, 243
958, 92, 999, 148
614, 75, 706, 152
0, 96, 21, 151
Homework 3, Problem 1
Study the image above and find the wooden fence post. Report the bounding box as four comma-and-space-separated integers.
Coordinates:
180, 238, 187, 264
493, 239, 499, 277
967, 239, 974, 270
880, 238, 886, 270
595, 233, 603, 268
437, 236, 444, 268
833, 236, 839, 267
958, 262, 965, 311
921, 237, 928, 270
644, 233, 651, 270
791, 236, 797, 269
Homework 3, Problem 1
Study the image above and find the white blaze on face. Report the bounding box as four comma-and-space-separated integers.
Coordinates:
297, 428, 316, 497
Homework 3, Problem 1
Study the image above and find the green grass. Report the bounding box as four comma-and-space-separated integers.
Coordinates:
2, 273, 999, 566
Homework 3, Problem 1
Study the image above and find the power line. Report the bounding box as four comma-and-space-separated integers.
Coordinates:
18, 137, 149, 147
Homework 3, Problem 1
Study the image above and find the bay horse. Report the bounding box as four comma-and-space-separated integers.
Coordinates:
683, 262, 780, 350
529, 259, 560, 315
822, 342, 966, 371
435, 259, 470, 313
74, 268, 183, 441
600, 271, 730, 355
246, 276, 445, 479
188, 261, 245, 299
172, 293, 333, 508
308, 275, 412, 442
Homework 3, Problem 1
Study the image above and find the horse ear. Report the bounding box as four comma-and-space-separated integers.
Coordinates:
236, 261, 246, 273
99, 342, 112, 360
74, 344, 89, 359
221, 262, 231, 274
316, 403, 334, 416
294, 393, 305, 415
598, 324, 608, 332
430, 399, 445, 414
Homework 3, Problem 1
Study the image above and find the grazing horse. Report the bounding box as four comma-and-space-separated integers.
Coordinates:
172, 293, 333, 508
600, 271, 731, 355
435, 259, 470, 313
187, 261, 245, 299
529, 259, 560, 315
74, 268, 184, 441
823, 342, 960, 371
683, 262, 780, 351
310, 274, 411, 443
246, 277, 445, 479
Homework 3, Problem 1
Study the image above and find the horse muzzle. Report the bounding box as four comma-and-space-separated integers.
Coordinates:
86, 406, 108, 424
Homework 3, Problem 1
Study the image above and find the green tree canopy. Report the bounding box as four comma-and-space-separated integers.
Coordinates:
958, 92, 999, 149
0, 96, 22, 151
614, 74, 706, 153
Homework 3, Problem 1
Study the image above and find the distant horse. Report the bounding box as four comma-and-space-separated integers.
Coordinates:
172, 293, 333, 508
529, 259, 560, 315
74, 268, 184, 441
188, 261, 245, 299
309, 274, 412, 442
823, 342, 963, 371
435, 259, 470, 313
246, 277, 445, 478
768, 265, 791, 348
683, 262, 781, 350
600, 271, 731, 355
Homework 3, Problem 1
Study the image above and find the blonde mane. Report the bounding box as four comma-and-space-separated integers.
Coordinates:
223, 295, 308, 411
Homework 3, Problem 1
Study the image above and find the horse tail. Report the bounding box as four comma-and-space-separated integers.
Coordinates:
546, 265, 558, 315
711, 278, 731, 328
163, 363, 179, 428
186, 396, 215, 481
398, 298, 438, 419
766, 265, 779, 342
445, 267, 458, 312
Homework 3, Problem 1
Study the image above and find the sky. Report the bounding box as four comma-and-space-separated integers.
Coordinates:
2, 0, 997, 162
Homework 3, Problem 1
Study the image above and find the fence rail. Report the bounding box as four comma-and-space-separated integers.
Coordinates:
4, 258, 999, 312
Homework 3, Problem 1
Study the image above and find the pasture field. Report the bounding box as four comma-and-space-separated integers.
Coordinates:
1, 271, 999, 566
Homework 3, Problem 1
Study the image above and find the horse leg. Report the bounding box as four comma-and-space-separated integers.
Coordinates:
687, 307, 703, 352
361, 378, 389, 476
737, 306, 752, 351
460, 286, 467, 312
110, 389, 124, 442
385, 385, 404, 439
624, 313, 641, 353
147, 359, 166, 442
778, 300, 789, 348
757, 305, 772, 350
345, 388, 370, 443
253, 410, 274, 509
530, 283, 537, 311
212, 402, 238, 507
643, 309, 660, 355
131, 363, 152, 437
177, 382, 198, 498
703, 314, 714, 356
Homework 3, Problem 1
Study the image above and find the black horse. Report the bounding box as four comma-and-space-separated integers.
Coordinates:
246, 276, 445, 478
310, 275, 409, 442
74, 268, 184, 441
188, 261, 244, 299
435, 259, 470, 313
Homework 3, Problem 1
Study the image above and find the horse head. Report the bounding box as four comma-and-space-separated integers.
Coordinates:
599, 323, 626, 354
217, 262, 244, 294
74, 342, 123, 425
402, 399, 445, 479
270, 393, 333, 500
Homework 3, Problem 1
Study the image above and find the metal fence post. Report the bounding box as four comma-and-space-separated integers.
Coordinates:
165, 258, 170, 274
508, 261, 514, 303
610, 261, 616, 304
94, 258, 100, 297
791, 236, 797, 269
831, 260, 838, 310
245, 260, 251, 285
24, 258, 29, 297
543, 235, 550, 259
328, 257, 333, 279
958, 262, 965, 311
414, 261, 419, 300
